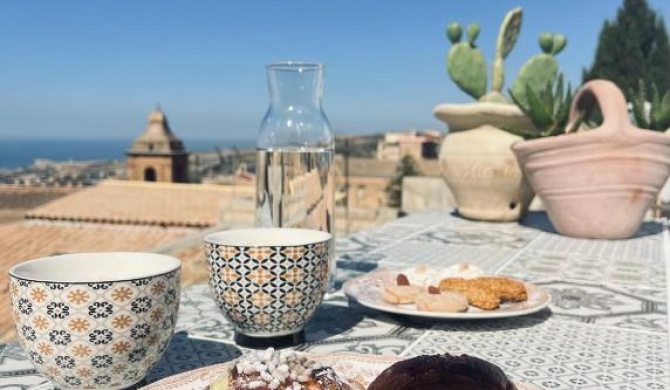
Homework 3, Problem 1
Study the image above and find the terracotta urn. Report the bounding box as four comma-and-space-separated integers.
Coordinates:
512, 80, 670, 239
434, 102, 536, 221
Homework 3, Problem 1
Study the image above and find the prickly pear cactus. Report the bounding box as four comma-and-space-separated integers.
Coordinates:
490, 7, 522, 95
511, 33, 567, 108
444, 7, 564, 106
446, 23, 487, 100
446, 22, 462, 43
538, 33, 554, 54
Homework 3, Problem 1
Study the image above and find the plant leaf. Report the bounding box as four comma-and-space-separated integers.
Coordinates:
508, 88, 532, 117
549, 124, 564, 136
557, 82, 572, 130
661, 90, 670, 111
554, 74, 564, 115
499, 125, 539, 140
630, 80, 648, 129
542, 80, 554, 117
566, 109, 586, 134
651, 82, 662, 108
658, 90, 670, 131
525, 83, 553, 129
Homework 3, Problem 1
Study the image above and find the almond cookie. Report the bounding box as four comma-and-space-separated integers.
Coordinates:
381, 285, 422, 304
415, 290, 468, 313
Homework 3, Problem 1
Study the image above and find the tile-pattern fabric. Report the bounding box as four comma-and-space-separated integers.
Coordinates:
1, 211, 667, 389
409, 317, 669, 389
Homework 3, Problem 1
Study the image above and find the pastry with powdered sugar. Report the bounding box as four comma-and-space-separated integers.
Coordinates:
208, 348, 363, 390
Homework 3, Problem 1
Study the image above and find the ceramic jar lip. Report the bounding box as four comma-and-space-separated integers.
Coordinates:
9, 252, 181, 284
204, 228, 332, 247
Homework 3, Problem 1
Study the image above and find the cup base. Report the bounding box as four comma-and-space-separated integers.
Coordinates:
234, 330, 305, 349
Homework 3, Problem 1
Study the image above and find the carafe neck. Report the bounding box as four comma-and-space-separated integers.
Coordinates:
267, 63, 323, 108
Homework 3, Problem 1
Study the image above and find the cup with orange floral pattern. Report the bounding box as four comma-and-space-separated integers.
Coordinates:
9, 252, 181, 389
204, 228, 331, 339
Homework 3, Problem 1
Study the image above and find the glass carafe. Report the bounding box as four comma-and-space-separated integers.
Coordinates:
255, 62, 336, 291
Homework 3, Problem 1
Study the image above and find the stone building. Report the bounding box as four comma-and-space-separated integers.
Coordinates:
126, 106, 189, 183
376, 130, 441, 162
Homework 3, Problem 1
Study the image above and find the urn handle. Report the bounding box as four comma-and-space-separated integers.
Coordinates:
566, 80, 630, 133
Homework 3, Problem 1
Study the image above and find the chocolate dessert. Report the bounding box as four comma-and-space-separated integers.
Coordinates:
367, 354, 517, 390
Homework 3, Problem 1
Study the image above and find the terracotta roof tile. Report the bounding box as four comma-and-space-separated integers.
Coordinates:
26, 180, 236, 227
170, 243, 209, 287
0, 185, 76, 210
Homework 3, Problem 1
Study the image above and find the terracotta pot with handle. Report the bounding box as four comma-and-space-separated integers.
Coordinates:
512, 80, 670, 239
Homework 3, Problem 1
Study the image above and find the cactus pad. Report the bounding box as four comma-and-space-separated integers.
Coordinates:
447, 42, 487, 100
510, 54, 558, 108
447, 23, 463, 43
539, 33, 554, 54
552, 35, 567, 55
491, 7, 522, 92
497, 8, 523, 60
467, 24, 480, 45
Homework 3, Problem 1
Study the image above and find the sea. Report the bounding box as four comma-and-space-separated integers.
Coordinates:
0, 138, 255, 170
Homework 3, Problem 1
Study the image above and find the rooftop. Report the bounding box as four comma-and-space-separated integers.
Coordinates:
25, 179, 235, 228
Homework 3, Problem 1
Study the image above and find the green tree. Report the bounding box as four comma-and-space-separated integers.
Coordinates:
582, 0, 670, 95
386, 155, 421, 208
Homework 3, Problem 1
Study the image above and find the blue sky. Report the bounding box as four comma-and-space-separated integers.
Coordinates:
1, 1, 669, 141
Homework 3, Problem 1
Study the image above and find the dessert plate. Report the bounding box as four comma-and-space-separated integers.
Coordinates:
140, 353, 541, 389
343, 269, 551, 320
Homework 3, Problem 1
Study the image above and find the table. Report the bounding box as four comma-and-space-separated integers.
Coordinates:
1, 211, 668, 389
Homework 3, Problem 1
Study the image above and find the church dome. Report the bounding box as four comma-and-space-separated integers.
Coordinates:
127, 106, 187, 155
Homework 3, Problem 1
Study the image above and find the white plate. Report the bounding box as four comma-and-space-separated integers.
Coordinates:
343, 269, 551, 320
140, 353, 541, 389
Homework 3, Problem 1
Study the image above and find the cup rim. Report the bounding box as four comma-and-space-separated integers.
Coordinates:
9, 252, 181, 284
204, 228, 332, 247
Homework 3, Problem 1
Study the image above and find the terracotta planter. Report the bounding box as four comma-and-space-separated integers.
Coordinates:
434, 102, 535, 222
512, 80, 670, 239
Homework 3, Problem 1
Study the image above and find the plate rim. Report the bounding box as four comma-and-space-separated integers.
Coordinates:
140, 352, 542, 390
342, 269, 551, 320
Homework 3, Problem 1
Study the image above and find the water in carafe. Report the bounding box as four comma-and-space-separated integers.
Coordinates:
256, 148, 333, 232
255, 62, 337, 292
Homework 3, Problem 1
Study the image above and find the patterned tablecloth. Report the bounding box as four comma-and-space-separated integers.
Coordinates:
1, 211, 668, 389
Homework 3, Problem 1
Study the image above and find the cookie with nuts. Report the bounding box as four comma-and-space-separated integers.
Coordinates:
414, 286, 469, 313
380, 273, 422, 304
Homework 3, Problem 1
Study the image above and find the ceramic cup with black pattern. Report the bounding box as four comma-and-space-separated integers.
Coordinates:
9, 252, 181, 390
204, 228, 332, 339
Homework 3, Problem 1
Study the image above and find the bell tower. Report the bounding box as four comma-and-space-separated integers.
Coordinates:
126, 106, 189, 183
